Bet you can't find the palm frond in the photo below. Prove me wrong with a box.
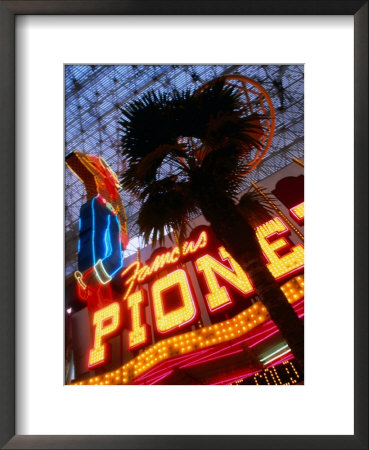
[120,144,189,194]
[136,181,200,246]
[237,188,275,228]
[120,75,272,241]
[119,91,178,162]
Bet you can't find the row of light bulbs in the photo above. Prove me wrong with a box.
[74,274,304,385]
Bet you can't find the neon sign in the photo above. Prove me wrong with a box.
[66,151,129,248]
[256,217,304,281]
[66,154,305,376]
[289,201,304,225]
[74,282,304,385]
[151,269,199,335]
[83,213,304,371]
[127,290,150,351]
[121,230,208,299]
[88,302,122,369]
[121,218,303,302]
[195,246,254,312]
[66,152,129,309]
[79,194,123,283]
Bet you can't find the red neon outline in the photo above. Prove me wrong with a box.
[78,293,304,384]
[128,297,304,383]
[75,265,117,312]
[134,363,181,384]
[88,302,122,370]
[132,349,210,384]
[146,370,174,385]
[180,348,244,369]
[195,246,255,314]
[212,369,261,385]
[178,333,253,370]
[126,289,151,352]
[135,347,251,385]
[150,269,200,336]
[248,329,280,348]
[133,329,259,383]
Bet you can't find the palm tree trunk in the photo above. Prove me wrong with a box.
[198,193,304,372]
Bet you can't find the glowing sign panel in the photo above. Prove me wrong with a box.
[256,217,304,280]
[151,269,197,334]
[196,246,254,312]
[289,202,304,225]
[127,290,150,350]
[86,219,304,371]
[88,302,122,369]
[82,212,304,373]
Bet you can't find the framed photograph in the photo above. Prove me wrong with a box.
[64,63,305,389]
[0,1,367,449]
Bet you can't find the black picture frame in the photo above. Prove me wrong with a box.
[0,1,367,449]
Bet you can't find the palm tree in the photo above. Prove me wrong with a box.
[119,77,304,371]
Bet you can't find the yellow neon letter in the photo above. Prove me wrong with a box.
[89,302,121,368]
[170,247,180,263]
[256,218,304,279]
[127,290,148,350]
[195,247,254,312]
[151,269,197,334]
[289,202,304,225]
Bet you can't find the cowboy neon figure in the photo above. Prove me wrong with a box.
[66,151,128,286]
[78,193,123,284]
